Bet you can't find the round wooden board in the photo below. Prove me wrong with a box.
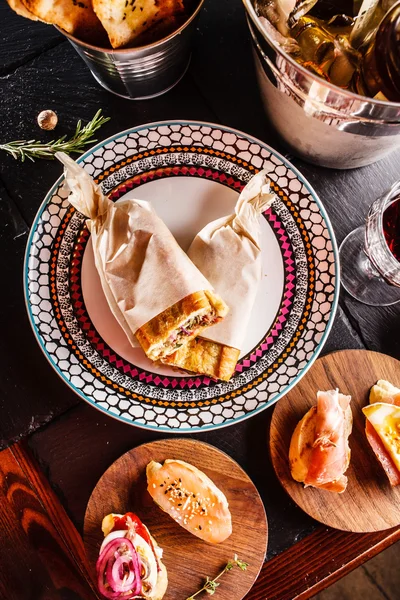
[270,349,400,533]
[84,438,267,600]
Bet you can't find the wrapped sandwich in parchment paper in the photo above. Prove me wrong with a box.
[163,170,275,381]
[56,152,228,361]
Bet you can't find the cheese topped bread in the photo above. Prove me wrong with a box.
[21,0,106,43]
[92,0,185,48]
[364,380,400,487]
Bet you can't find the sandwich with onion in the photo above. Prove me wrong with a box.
[96,512,168,599]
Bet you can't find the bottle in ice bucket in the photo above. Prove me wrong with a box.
[290,16,335,65]
[357,1,400,100]
[255,0,400,99]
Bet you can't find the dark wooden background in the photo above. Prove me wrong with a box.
[0,0,399,587]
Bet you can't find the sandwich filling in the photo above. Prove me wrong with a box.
[135,290,229,362]
[148,307,223,360]
[166,311,221,351]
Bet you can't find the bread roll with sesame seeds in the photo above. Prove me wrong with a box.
[146,459,232,544]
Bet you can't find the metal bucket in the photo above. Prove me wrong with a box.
[242,0,400,169]
[58,1,204,101]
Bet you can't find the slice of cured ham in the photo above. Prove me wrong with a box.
[304,389,352,490]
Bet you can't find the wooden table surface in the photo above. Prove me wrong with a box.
[1,0,400,598]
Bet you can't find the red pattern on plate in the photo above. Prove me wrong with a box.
[67,166,296,389]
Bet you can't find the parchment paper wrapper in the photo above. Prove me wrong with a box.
[56,152,213,347]
[187,170,275,350]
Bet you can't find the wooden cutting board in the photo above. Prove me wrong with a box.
[270,349,400,532]
[84,438,267,600]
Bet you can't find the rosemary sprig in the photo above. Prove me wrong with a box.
[0,109,110,162]
[186,555,249,599]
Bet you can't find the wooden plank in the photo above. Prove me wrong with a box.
[0,0,367,451]
[0,441,98,599]
[0,4,63,75]
[0,176,28,239]
[2,441,399,600]
[244,525,400,600]
[288,154,400,362]
[191,0,276,143]
[0,27,365,451]
[0,42,217,228]
[0,176,79,449]
[342,294,400,359]
[3,440,400,600]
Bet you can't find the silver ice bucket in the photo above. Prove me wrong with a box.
[59,0,204,100]
[243,0,400,169]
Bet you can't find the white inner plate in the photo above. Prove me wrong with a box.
[81,178,284,375]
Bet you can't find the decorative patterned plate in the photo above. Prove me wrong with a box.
[24,121,339,432]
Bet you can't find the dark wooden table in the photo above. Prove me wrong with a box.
[1,1,400,599]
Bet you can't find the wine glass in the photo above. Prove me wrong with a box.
[340,180,400,306]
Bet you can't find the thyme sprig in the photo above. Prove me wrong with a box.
[186,555,249,599]
[0,109,110,162]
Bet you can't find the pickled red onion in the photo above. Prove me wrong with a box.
[110,555,135,591]
[96,537,142,599]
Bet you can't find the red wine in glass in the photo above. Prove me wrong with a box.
[383,197,400,263]
[339,181,400,306]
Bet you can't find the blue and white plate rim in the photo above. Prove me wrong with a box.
[23,119,340,432]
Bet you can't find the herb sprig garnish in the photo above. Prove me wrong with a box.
[186,555,249,599]
[0,110,110,162]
